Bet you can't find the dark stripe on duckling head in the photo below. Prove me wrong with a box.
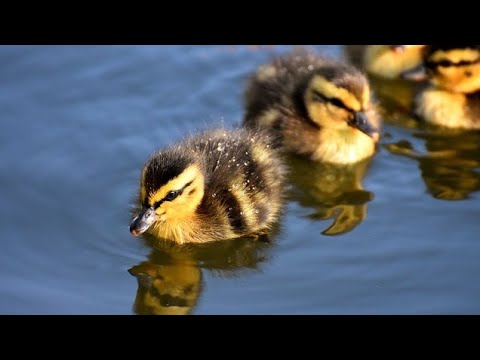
[152,181,193,209]
[315,65,366,103]
[426,57,480,69]
[143,153,191,196]
[311,89,355,113]
[218,189,247,233]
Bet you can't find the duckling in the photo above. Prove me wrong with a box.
[129,128,287,244]
[345,45,427,79]
[401,45,480,130]
[243,48,381,165]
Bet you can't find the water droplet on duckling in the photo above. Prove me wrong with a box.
[212,193,217,198]
[244,161,249,166]
[217,143,225,151]
[236,163,240,167]
[255,209,259,214]
[308,64,313,71]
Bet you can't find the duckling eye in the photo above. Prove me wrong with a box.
[437,60,453,67]
[164,190,179,202]
[330,97,346,110]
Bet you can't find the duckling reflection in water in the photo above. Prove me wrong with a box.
[128,235,274,315]
[402,45,480,130]
[243,48,381,165]
[129,128,287,244]
[287,155,374,235]
[385,129,480,200]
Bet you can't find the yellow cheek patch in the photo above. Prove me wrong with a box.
[310,76,361,112]
[147,165,201,206]
[430,49,480,64]
[362,86,370,109]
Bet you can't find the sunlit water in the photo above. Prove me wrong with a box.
[1,45,479,314]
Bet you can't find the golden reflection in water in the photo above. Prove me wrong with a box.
[369,76,426,121]
[384,128,480,201]
[129,235,274,315]
[287,155,374,236]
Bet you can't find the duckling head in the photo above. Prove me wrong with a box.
[130,150,205,237]
[363,45,426,79]
[402,45,480,93]
[303,66,379,141]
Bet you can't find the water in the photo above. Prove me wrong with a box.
[1,45,479,314]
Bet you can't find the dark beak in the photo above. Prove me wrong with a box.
[130,207,157,236]
[390,45,406,54]
[400,63,428,81]
[351,112,379,141]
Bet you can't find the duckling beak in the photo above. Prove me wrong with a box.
[400,63,428,81]
[351,111,379,141]
[390,45,406,54]
[130,207,157,236]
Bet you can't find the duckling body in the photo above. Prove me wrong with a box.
[243,49,380,165]
[345,45,426,79]
[130,128,287,244]
[402,45,480,130]
[415,90,480,129]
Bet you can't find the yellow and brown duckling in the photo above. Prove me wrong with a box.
[129,128,287,244]
[402,45,480,130]
[243,48,381,165]
[345,45,427,80]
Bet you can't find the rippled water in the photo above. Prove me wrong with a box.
[1,45,479,314]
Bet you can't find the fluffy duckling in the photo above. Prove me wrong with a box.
[129,128,287,244]
[243,48,381,165]
[402,45,480,130]
[345,45,427,79]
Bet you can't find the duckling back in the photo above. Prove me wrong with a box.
[191,128,287,237]
[131,128,287,244]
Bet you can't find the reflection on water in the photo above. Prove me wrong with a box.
[287,155,374,235]
[129,235,274,315]
[385,128,480,201]
[369,76,426,120]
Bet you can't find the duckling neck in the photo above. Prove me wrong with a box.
[313,128,376,164]
[416,88,480,129]
[149,213,205,245]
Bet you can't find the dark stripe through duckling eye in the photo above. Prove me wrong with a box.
[152,180,194,209]
[311,90,355,113]
[426,58,480,69]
